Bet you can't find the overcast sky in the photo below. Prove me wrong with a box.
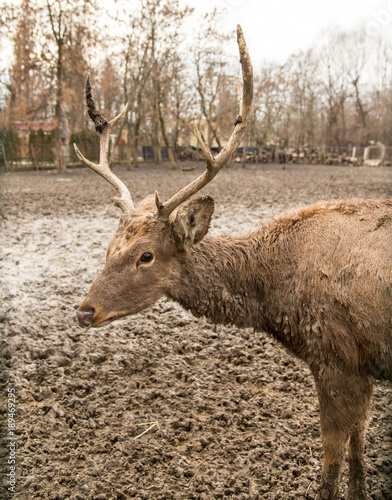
[2,0,391,73]
[180,0,391,68]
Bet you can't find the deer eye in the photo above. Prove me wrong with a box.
[139,252,154,264]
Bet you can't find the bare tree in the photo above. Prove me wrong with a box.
[1,0,49,126]
[371,34,392,145]
[111,3,153,169]
[148,0,191,168]
[253,62,289,147]
[340,28,370,144]
[0,0,98,171]
[317,28,351,148]
[45,0,98,172]
[285,49,321,149]
[113,0,191,169]
[192,11,234,150]
[169,53,194,158]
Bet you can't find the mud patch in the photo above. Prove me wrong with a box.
[1,163,392,499]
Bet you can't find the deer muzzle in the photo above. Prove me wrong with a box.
[76,308,95,328]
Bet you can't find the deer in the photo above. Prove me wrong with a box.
[74,26,392,500]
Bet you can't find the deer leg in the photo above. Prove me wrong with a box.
[316,421,349,500]
[315,372,373,500]
[347,387,373,500]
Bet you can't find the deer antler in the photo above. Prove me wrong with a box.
[73,75,135,213]
[157,24,253,219]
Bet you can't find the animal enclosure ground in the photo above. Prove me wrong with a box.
[1,162,392,500]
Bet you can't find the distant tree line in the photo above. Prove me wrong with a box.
[0,0,391,172]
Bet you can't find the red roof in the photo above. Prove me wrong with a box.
[13,122,55,132]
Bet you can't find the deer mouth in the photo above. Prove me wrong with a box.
[76,307,129,328]
[92,316,115,328]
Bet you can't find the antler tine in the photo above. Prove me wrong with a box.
[73,75,135,213]
[157,25,253,219]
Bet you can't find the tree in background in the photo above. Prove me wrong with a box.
[2,0,47,124]
[107,0,191,170]
[316,28,348,149]
[192,11,234,149]
[144,0,192,168]
[168,50,194,160]
[0,0,98,172]
[108,2,152,170]
[285,49,321,149]
[367,32,392,146]
[250,64,288,147]
[43,0,98,172]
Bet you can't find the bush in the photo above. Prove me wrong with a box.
[29,129,55,164]
[70,129,100,164]
[0,128,21,167]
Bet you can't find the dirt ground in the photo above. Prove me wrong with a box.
[1,161,392,500]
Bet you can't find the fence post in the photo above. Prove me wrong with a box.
[1,141,9,171]
[30,143,39,171]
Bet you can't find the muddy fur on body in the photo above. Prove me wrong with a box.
[169,200,392,382]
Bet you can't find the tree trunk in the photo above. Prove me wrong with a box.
[199,95,222,149]
[158,101,176,170]
[131,137,139,169]
[153,144,161,164]
[132,118,142,169]
[241,145,247,168]
[1,141,9,171]
[54,125,66,173]
[54,40,66,173]
[152,110,161,165]
[126,137,132,171]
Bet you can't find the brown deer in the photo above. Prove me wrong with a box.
[74,26,392,500]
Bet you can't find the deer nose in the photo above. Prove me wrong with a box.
[76,308,95,327]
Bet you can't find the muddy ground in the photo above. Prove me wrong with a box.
[1,161,392,500]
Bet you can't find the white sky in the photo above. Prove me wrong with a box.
[1,0,391,73]
[181,0,392,68]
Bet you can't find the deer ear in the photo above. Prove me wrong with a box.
[172,196,214,251]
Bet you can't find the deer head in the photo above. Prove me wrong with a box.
[75,25,253,328]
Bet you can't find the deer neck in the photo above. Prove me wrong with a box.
[167,232,267,329]
[165,229,311,364]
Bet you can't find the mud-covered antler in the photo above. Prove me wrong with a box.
[73,76,134,213]
[156,24,253,219]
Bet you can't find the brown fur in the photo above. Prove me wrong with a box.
[78,197,392,500]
